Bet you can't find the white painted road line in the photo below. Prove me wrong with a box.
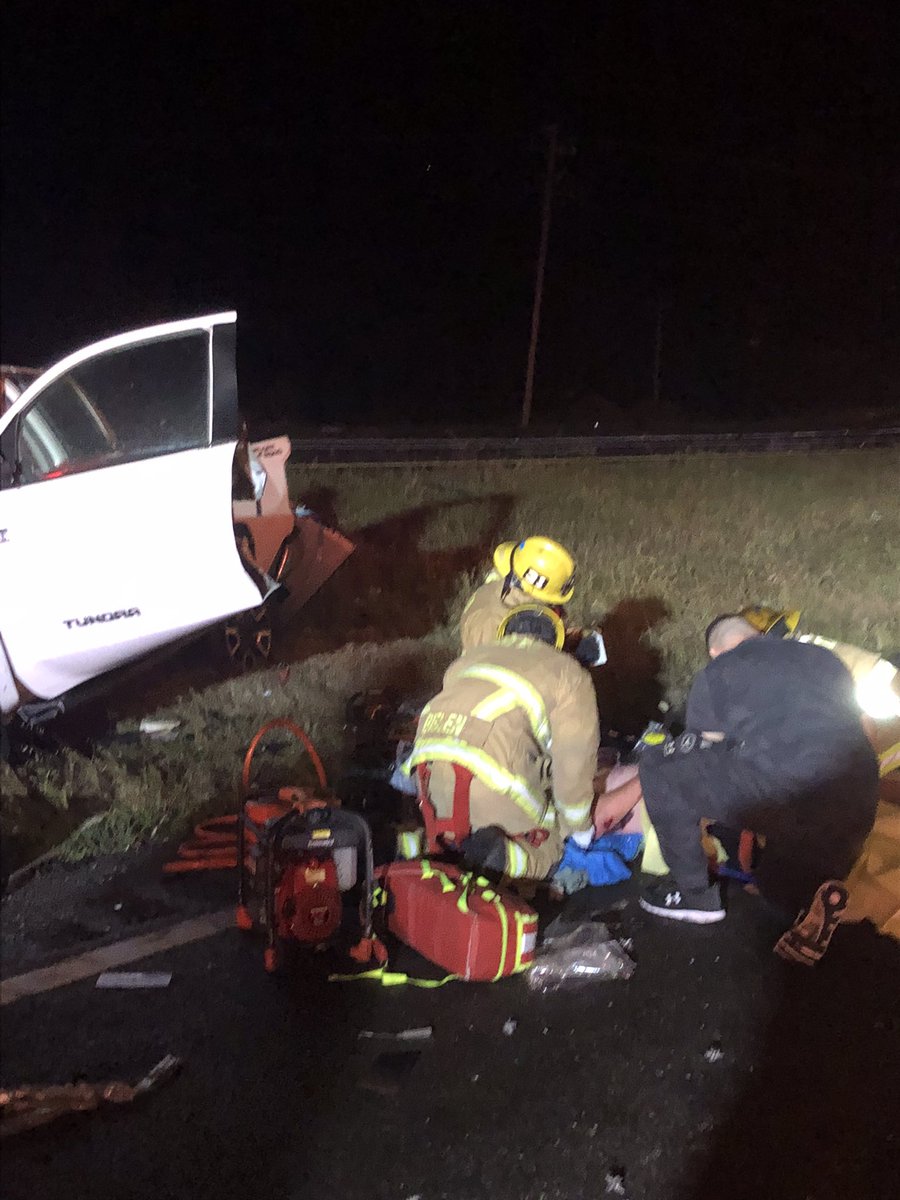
[0,909,234,1006]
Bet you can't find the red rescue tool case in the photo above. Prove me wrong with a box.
[381,860,538,981]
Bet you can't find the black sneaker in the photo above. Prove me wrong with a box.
[639,878,726,924]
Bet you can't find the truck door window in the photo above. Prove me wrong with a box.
[15,331,209,484]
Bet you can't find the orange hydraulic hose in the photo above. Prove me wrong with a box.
[184,815,240,845]
[163,852,238,874]
[162,817,242,873]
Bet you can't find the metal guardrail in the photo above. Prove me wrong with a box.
[291,427,900,463]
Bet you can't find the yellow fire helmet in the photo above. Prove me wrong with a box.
[497,603,566,650]
[740,605,802,638]
[509,536,576,605]
[492,541,516,578]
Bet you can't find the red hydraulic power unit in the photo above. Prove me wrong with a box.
[381,860,538,982]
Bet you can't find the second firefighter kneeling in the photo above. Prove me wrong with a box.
[405,605,598,879]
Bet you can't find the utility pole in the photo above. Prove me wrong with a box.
[521,123,559,429]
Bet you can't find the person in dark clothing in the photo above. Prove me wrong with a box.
[617,614,878,961]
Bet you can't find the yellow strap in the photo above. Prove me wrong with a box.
[328,966,457,988]
[420,860,457,893]
[512,911,537,973]
[455,872,511,980]
[513,911,525,972]
[455,871,494,912]
[491,894,510,981]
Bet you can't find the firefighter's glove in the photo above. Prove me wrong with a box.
[390,742,419,796]
[569,828,594,850]
[574,630,607,668]
[461,827,508,875]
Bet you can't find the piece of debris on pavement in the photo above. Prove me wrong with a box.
[604,1166,628,1195]
[0,1055,182,1137]
[704,1041,725,1063]
[95,972,173,990]
[358,1027,433,1043]
[502,1018,517,1036]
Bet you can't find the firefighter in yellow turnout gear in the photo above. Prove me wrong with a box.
[460,537,576,652]
[407,605,599,880]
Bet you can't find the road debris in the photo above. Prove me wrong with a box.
[502,1019,517,1036]
[605,1166,627,1195]
[95,971,173,989]
[0,1055,182,1137]
[704,1042,725,1063]
[358,1027,433,1043]
[138,717,181,738]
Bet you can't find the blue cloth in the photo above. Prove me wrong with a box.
[556,832,644,886]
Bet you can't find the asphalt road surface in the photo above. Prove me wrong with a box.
[3,849,899,1200]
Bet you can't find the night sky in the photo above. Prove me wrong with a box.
[3,1,898,432]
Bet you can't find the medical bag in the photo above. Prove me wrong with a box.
[380,860,538,982]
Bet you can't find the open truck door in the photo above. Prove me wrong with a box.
[227,435,355,671]
[0,312,263,715]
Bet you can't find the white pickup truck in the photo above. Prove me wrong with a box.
[0,312,352,725]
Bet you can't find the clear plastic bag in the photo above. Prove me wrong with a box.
[527,921,635,991]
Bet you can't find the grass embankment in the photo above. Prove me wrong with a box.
[3,450,898,866]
